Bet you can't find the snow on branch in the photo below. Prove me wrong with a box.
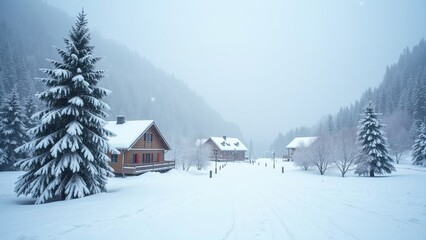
[72,74,84,82]
[80,145,95,162]
[35,132,58,150]
[65,174,90,200]
[68,96,84,107]
[60,106,81,117]
[50,134,80,157]
[66,121,83,136]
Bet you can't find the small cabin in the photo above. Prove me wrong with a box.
[203,136,247,161]
[284,137,317,160]
[105,116,173,175]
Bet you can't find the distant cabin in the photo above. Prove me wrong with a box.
[202,136,248,161]
[105,116,174,175]
[284,137,317,160]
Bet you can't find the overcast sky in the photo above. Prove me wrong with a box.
[45,0,426,150]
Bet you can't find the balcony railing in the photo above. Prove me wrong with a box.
[122,161,175,175]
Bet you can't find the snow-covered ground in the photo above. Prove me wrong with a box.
[1,157,426,240]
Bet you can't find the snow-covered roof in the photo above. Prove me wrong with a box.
[286,137,317,149]
[195,138,208,147]
[209,137,248,151]
[105,120,155,149]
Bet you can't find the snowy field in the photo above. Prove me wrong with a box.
[1,158,426,240]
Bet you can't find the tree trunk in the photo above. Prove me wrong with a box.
[396,153,401,164]
[369,169,375,177]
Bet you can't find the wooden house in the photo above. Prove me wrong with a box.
[105,116,174,175]
[284,137,317,160]
[203,136,248,161]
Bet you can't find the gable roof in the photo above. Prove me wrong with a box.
[285,137,317,149]
[195,138,208,147]
[208,137,248,151]
[105,120,171,150]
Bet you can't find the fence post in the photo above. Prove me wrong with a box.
[210,170,212,178]
[282,166,284,173]
[265,163,267,167]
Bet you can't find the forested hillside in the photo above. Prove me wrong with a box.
[333,39,426,131]
[272,39,426,155]
[0,0,242,141]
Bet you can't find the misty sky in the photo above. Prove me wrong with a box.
[45,0,426,151]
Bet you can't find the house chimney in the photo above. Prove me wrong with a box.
[223,136,227,141]
[117,115,125,124]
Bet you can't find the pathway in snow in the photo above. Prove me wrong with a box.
[1,159,426,240]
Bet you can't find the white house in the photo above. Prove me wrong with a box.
[200,136,248,161]
[285,137,317,160]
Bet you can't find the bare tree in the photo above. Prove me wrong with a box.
[172,136,211,171]
[191,142,211,170]
[167,136,189,170]
[309,135,333,175]
[332,128,358,177]
[384,110,412,164]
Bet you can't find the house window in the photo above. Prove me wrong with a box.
[144,133,153,142]
[142,153,151,163]
[132,153,139,164]
[111,154,118,163]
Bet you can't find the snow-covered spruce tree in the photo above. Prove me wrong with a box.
[15,11,117,204]
[412,122,426,166]
[355,99,395,177]
[0,87,28,171]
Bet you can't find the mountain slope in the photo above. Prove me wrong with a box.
[272,39,426,151]
[0,0,242,140]
[332,39,426,131]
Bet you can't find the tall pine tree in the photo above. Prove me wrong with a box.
[15,10,117,204]
[412,122,426,166]
[355,99,395,177]
[0,87,28,170]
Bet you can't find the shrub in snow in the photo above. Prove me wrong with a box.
[292,144,312,170]
[14,11,117,204]
[412,122,426,166]
[0,88,28,171]
[355,99,395,177]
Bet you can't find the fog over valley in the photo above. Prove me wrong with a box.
[8,0,426,152]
